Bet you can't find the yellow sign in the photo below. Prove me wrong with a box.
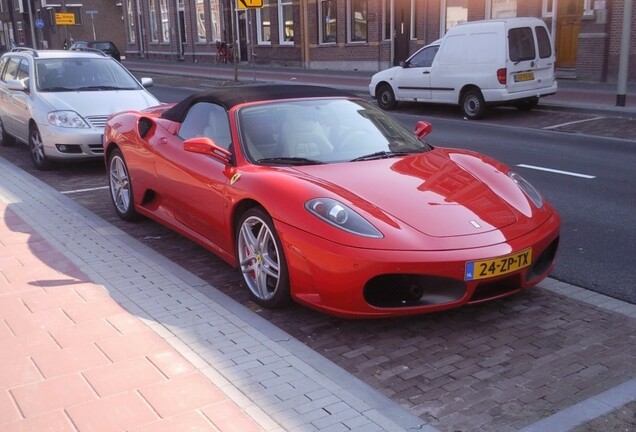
[55,13,76,25]
[236,0,263,9]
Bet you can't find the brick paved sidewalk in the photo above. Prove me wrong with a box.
[0,157,427,432]
[0,203,266,432]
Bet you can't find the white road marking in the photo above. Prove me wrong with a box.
[61,186,110,195]
[516,164,596,179]
[542,116,604,130]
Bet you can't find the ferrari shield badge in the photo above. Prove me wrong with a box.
[230,172,241,185]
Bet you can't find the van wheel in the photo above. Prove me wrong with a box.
[377,84,398,110]
[516,98,539,111]
[460,89,486,120]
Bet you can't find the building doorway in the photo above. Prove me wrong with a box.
[556,0,583,68]
[393,0,411,65]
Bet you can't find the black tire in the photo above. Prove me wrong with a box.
[29,125,53,170]
[460,89,487,120]
[236,207,291,308]
[516,98,539,111]
[107,148,138,220]
[0,118,15,147]
[376,84,398,110]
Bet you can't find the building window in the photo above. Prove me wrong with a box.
[160,0,170,42]
[490,0,516,18]
[210,0,221,42]
[196,0,206,42]
[441,0,466,35]
[149,0,159,42]
[257,0,272,44]
[319,0,337,44]
[383,0,390,40]
[410,0,416,39]
[66,6,83,25]
[348,0,367,42]
[542,0,593,17]
[278,0,293,44]
[126,0,136,43]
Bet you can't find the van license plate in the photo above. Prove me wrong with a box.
[514,72,535,82]
[465,248,532,281]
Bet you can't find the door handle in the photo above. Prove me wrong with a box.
[423,71,430,74]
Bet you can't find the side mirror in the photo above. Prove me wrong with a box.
[399,61,407,68]
[184,136,232,164]
[140,77,153,88]
[414,120,432,139]
[6,79,27,92]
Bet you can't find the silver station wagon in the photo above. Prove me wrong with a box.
[0,48,158,170]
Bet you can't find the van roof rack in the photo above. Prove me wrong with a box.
[10,47,39,57]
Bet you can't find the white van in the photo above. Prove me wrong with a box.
[369,18,557,119]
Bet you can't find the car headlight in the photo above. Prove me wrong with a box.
[509,171,544,208]
[306,198,383,238]
[48,111,90,128]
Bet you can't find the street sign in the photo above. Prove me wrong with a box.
[55,13,75,25]
[236,0,263,9]
[86,10,98,15]
[35,18,44,29]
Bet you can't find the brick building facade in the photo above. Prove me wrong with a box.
[1,0,634,82]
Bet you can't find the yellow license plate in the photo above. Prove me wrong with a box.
[514,72,535,82]
[465,248,532,281]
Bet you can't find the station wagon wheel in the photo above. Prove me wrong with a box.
[460,89,486,120]
[29,125,53,170]
[376,84,398,110]
[108,148,138,220]
[236,208,291,308]
[0,118,14,147]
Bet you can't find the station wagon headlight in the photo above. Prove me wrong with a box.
[306,198,383,238]
[509,171,544,208]
[48,111,89,128]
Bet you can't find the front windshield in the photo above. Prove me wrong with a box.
[238,98,431,165]
[36,58,142,92]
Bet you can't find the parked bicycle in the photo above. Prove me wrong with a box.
[215,41,234,64]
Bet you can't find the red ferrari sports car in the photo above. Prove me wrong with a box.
[104,85,560,318]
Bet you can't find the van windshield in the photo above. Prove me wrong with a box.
[508,27,536,63]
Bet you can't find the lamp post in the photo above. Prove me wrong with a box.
[26,0,37,47]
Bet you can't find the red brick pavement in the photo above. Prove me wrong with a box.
[0,203,264,432]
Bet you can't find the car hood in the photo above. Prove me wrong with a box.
[371,66,400,82]
[39,90,159,117]
[293,150,532,238]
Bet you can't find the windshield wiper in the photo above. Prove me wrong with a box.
[40,86,74,92]
[75,85,129,91]
[256,157,324,166]
[350,150,414,162]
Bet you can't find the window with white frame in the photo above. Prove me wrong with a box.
[410,0,416,39]
[126,0,136,43]
[490,0,516,18]
[319,0,337,44]
[441,0,466,35]
[149,0,159,42]
[210,0,221,42]
[348,0,367,42]
[160,0,170,42]
[278,0,294,44]
[196,0,206,42]
[542,0,593,17]
[257,0,272,44]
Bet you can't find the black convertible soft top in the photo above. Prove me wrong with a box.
[161,84,356,123]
